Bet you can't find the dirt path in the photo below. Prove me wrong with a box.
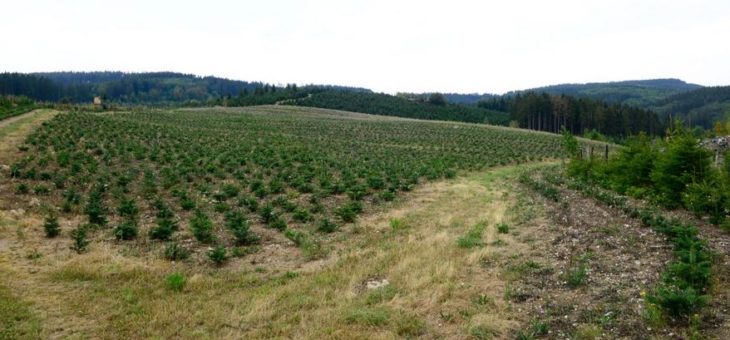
[0,109,59,339]
[0,109,58,162]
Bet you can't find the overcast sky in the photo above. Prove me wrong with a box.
[2,0,729,94]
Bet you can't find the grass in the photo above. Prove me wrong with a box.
[457,222,487,249]
[0,282,42,339]
[165,272,186,292]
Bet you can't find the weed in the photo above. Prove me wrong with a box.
[165,272,186,292]
[457,222,486,249]
[163,242,190,261]
[496,222,510,234]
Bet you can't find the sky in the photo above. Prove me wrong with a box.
[2,0,729,94]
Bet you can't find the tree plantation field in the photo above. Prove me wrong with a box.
[1,107,727,339]
[6,106,568,260]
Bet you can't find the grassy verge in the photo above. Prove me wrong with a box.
[0,281,41,339]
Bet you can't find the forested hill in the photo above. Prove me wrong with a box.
[654,86,730,128]
[0,72,368,105]
[516,79,702,108]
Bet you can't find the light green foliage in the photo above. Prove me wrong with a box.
[457,222,486,249]
[165,272,186,292]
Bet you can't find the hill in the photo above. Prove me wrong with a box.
[516,79,702,108]
[654,86,730,128]
[0,72,368,105]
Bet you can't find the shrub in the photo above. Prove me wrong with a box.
[180,196,196,211]
[646,285,708,318]
[565,253,591,288]
[163,242,190,261]
[149,218,177,241]
[682,179,728,225]
[292,208,312,222]
[259,204,275,224]
[165,272,186,292]
[190,211,214,243]
[43,215,61,238]
[208,246,227,265]
[70,225,90,253]
[284,229,307,247]
[317,218,339,233]
[565,262,587,288]
[84,190,107,226]
[269,217,287,232]
[113,220,138,240]
[650,125,712,208]
[117,198,139,218]
[379,190,396,202]
[225,210,258,245]
[15,183,29,194]
[496,223,510,234]
[337,201,362,223]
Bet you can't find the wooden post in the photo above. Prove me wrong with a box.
[604,144,609,161]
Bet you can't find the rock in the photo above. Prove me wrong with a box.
[365,278,389,290]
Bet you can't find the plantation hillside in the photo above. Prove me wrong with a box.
[7,105,572,258]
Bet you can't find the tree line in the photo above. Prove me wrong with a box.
[290,91,510,125]
[478,92,662,138]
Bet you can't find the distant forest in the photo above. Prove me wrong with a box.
[0,72,363,105]
[290,91,510,125]
[7,71,730,137]
[654,86,730,129]
[478,92,662,137]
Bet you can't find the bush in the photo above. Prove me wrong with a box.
[163,242,190,261]
[647,285,708,318]
[117,198,139,218]
[225,210,258,245]
[190,211,214,243]
[337,201,363,223]
[70,225,90,253]
[208,245,227,265]
[682,178,728,225]
[284,229,307,247]
[43,215,61,238]
[165,272,186,292]
[259,204,275,224]
[269,217,287,232]
[149,218,177,241]
[496,223,510,234]
[84,190,108,226]
[292,208,312,222]
[650,126,711,208]
[113,220,138,240]
[317,218,339,233]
